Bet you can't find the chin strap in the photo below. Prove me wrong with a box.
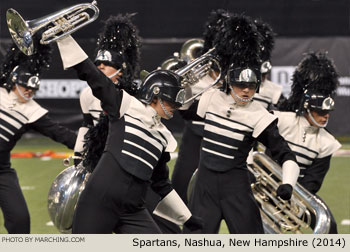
[107,69,122,85]
[15,84,32,101]
[231,89,253,103]
[307,109,328,128]
[159,98,173,119]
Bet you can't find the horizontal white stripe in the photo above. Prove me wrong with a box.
[124,140,158,160]
[11,111,28,124]
[125,114,146,128]
[205,124,245,141]
[0,113,22,129]
[299,174,305,178]
[206,113,253,133]
[125,115,167,146]
[192,121,205,125]
[121,150,153,169]
[0,133,9,142]
[295,155,313,167]
[0,124,14,135]
[125,126,163,152]
[290,144,318,159]
[202,147,234,159]
[203,137,238,149]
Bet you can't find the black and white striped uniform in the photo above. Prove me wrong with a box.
[253,79,282,109]
[172,76,213,204]
[0,87,76,233]
[274,111,341,192]
[187,88,296,234]
[272,111,341,233]
[70,59,178,233]
[75,76,181,234]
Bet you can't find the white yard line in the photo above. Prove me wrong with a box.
[21,186,35,190]
[334,149,350,157]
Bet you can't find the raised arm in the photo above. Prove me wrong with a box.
[56,36,123,118]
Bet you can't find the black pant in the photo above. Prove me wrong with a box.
[187,166,264,234]
[171,123,203,204]
[0,168,30,233]
[72,152,161,234]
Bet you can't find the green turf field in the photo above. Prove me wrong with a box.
[0,136,349,234]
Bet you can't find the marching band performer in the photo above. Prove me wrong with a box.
[55,34,202,233]
[0,43,77,233]
[73,14,140,169]
[182,13,300,233]
[74,14,181,234]
[273,51,341,233]
[171,9,230,204]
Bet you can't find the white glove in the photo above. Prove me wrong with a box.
[56,35,88,69]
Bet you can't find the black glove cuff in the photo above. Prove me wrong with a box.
[276,183,293,200]
[184,215,203,232]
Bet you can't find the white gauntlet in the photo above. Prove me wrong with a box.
[282,160,300,187]
[73,127,89,154]
[153,189,192,225]
[56,35,88,69]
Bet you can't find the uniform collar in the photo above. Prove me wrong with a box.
[1,87,21,109]
[300,115,319,134]
[145,104,162,127]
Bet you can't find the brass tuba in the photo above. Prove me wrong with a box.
[249,152,331,233]
[47,161,90,233]
[6,1,99,55]
[161,39,221,104]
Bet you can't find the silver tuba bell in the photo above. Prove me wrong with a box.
[47,161,90,233]
[187,152,332,234]
[161,39,221,104]
[249,152,331,234]
[6,1,99,55]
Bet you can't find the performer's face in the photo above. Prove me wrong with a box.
[230,84,256,105]
[97,63,122,83]
[152,98,179,120]
[13,85,35,103]
[306,110,330,127]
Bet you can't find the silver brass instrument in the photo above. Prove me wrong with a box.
[47,161,90,233]
[249,152,331,233]
[6,1,99,55]
[161,39,222,104]
[180,38,205,63]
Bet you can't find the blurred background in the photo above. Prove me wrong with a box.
[0,0,349,234]
[1,0,350,136]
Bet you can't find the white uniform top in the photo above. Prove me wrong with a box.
[253,79,282,109]
[0,87,47,143]
[184,75,217,129]
[73,86,103,154]
[120,90,177,153]
[197,88,276,172]
[274,111,341,177]
[191,75,215,99]
[79,86,103,126]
